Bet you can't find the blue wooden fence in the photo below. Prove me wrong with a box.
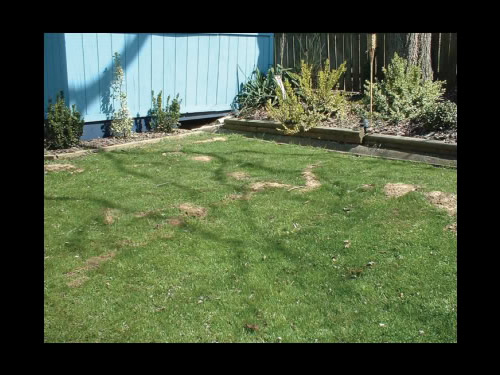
[44,33,274,126]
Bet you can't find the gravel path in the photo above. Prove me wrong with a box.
[44,129,193,155]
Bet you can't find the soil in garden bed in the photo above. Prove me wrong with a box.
[44,129,193,155]
[238,104,457,144]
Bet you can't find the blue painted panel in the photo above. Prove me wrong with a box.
[82,33,101,119]
[175,34,188,107]
[196,35,209,108]
[164,34,176,103]
[45,33,274,132]
[125,33,140,117]
[151,34,164,100]
[237,37,248,95]
[97,33,113,120]
[206,34,220,109]
[246,36,257,78]
[138,34,152,117]
[226,37,239,109]
[217,35,229,106]
[185,35,199,112]
[64,33,87,116]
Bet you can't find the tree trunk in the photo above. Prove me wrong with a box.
[385,33,434,81]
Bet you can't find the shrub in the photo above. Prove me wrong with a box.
[44,91,84,150]
[234,64,299,116]
[110,52,134,137]
[296,59,348,118]
[265,79,323,135]
[150,91,182,132]
[265,59,347,135]
[364,53,446,124]
[414,99,457,131]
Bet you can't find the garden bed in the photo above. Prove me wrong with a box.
[238,108,457,144]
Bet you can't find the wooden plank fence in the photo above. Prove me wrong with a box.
[274,33,457,94]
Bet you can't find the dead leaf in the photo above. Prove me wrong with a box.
[245,324,259,332]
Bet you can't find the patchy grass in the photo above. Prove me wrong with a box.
[44,132,457,343]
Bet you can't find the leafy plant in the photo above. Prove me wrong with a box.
[110,52,134,137]
[149,91,182,133]
[265,59,348,134]
[44,91,84,150]
[414,99,457,131]
[265,80,323,135]
[363,53,446,124]
[234,64,299,116]
[293,59,348,118]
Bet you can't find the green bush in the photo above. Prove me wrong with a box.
[234,64,299,116]
[265,79,323,135]
[364,53,446,124]
[292,59,348,118]
[149,91,182,132]
[265,59,347,135]
[414,99,457,131]
[44,91,84,150]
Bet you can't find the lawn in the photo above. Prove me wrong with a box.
[44,132,457,343]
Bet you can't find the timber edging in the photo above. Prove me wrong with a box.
[44,125,223,160]
[222,119,456,167]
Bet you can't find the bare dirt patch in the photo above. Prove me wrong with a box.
[445,222,457,234]
[299,165,321,192]
[193,137,227,144]
[360,184,375,190]
[190,156,212,162]
[227,171,251,180]
[135,208,165,218]
[44,164,84,173]
[250,182,293,192]
[166,217,185,226]
[66,251,116,287]
[104,208,119,224]
[162,151,184,156]
[178,203,207,218]
[425,191,457,216]
[384,183,419,198]
[67,275,90,288]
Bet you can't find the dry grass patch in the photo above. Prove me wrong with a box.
[384,183,419,198]
[65,252,116,288]
[178,203,207,218]
[361,184,375,190]
[425,191,457,216]
[193,137,227,144]
[190,156,212,162]
[445,222,457,234]
[45,164,84,173]
[135,208,166,218]
[227,171,250,180]
[250,182,293,192]
[103,208,120,225]
[166,217,185,226]
[299,165,321,192]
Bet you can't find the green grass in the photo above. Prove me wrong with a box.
[44,133,457,343]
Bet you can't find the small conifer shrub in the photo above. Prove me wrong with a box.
[363,53,446,124]
[44,91,84,150]
[149,91,182,133]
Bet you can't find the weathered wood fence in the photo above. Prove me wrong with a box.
[274,33,457,93]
